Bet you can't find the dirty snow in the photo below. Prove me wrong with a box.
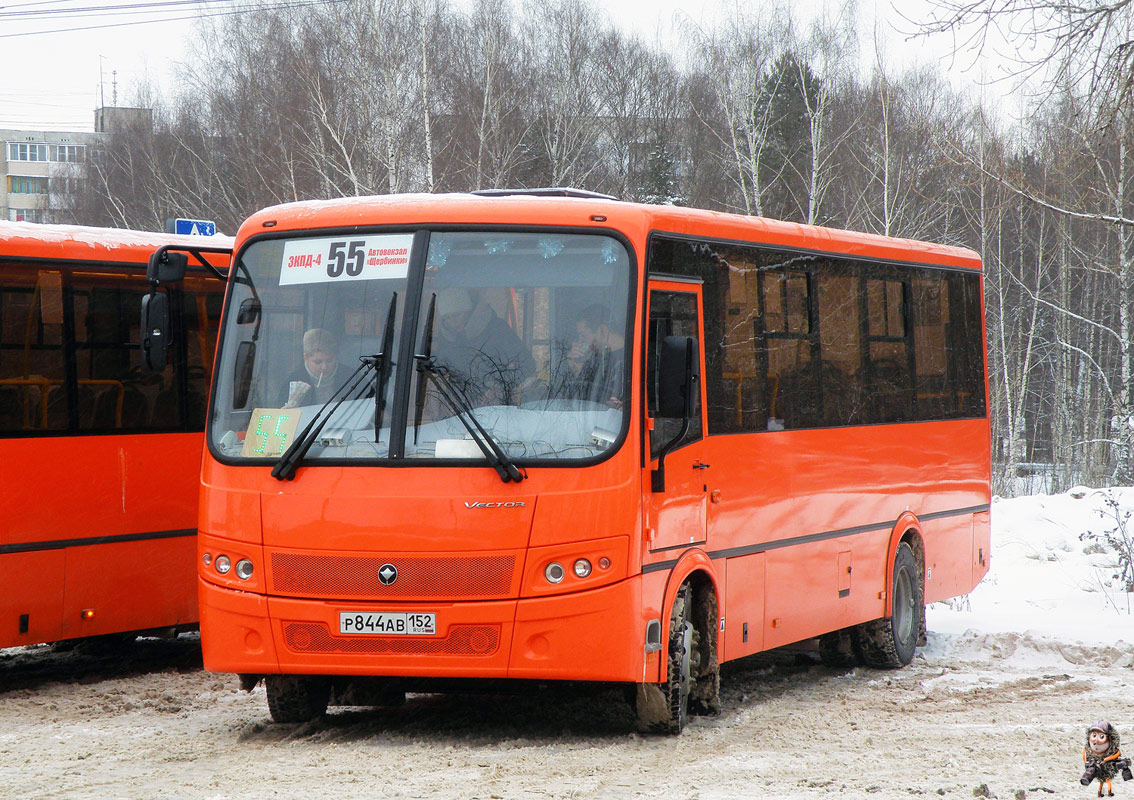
[2,489,1132,800]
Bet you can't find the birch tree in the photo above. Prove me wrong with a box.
[684,11,787,215]
[523,0,604,187]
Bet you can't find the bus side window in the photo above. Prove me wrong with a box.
[74,272,180,432]
[0,267,67,433]
[762,270,818,431]
[648,234,987,433]
[859,273,912,424]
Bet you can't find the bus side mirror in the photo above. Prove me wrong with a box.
[236,298,260,325]
[140,292,170,371]
[147,250,189,284]
[657,335,699,418]
[232,340,256,409]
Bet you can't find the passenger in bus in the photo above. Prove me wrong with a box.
[565,303,625,408]
[280,328,351,407]
[434,288,535,406]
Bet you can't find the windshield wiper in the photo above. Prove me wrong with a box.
[373,293,398,437]
[271,357,378,481]
[412,293,437,444]
[414,354,524,483]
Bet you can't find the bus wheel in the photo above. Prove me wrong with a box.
[265,675,331,723]
[634,584,693,734]
[854,542,922,668]
[687,585,721,716]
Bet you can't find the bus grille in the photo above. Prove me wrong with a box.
[269,553,516,599]
[282,622,500,656]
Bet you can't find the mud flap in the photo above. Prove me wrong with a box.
[633,683,671,731]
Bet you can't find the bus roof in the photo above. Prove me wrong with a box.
[237,192,982,272]
[0,221,234,266]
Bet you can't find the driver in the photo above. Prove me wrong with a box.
[280,328,351,407]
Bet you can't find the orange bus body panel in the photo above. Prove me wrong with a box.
[198,195,989,690]
[0,222,230,649]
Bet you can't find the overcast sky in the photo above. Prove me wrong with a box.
[0,0,1013,133]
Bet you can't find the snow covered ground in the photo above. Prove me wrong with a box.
[2,490,1132,800]
[927,487,1134,658]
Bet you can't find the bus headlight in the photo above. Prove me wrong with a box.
[544,562,565,584]
[215,555,232,574]
[573,558,592,578]
[235,559,254,580]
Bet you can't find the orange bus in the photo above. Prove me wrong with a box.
[162,191,988,731]
[0,222,229,650]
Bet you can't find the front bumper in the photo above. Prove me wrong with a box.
[199,574,646,683]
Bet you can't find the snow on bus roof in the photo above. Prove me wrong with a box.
[0,220,233,263]
[237,192,980,271]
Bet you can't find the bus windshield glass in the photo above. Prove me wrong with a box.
[209,230,632,465]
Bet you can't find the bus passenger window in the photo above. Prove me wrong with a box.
[0,268,66,432]
[860,275,911,424]
[73,272,183,432]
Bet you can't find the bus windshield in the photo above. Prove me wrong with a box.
[209,229,633,465]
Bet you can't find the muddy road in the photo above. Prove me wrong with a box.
[2,631,1131,799]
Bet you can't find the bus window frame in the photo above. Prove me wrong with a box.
[206,223,640,470]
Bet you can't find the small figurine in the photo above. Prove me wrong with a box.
[1081,720,1133,797]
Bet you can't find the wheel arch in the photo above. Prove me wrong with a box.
[658,550,720,681]
[887,512,927,646]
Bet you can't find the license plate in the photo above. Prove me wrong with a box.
[339,611,436,636]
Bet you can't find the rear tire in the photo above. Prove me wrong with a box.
[854,542,921,668]
[265,675,331,723]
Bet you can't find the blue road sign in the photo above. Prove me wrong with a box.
[172,218,216,236]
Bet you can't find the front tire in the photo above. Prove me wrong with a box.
[265,675,331,723]
[854,542,921,668]
[635,584,693,734]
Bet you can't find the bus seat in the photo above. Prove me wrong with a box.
[46,385,68,430]
[75,385,97,428]
[0,386,23,431]
[778,361,858,429]
[90,387,116,429]
[777,362,821,430]
[864,359,911,424]
[121,388,148,429]
[151,388,179,428]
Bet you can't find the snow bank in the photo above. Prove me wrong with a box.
[926,488,1134,664]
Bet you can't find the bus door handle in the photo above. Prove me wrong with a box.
[693,461,710,470]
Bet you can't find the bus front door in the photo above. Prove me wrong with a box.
[645,281,710,553]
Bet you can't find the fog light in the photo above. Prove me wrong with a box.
[202,553,212,566]
[545,562,565,584]
[235,559,254,580]
[573,558,592,578]
[598,557,611,570]
[215,555,231,574]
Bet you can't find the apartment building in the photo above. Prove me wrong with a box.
[2,107,150,223]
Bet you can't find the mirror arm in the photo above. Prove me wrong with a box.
[189,249,228,281]
[148,244,232,284]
